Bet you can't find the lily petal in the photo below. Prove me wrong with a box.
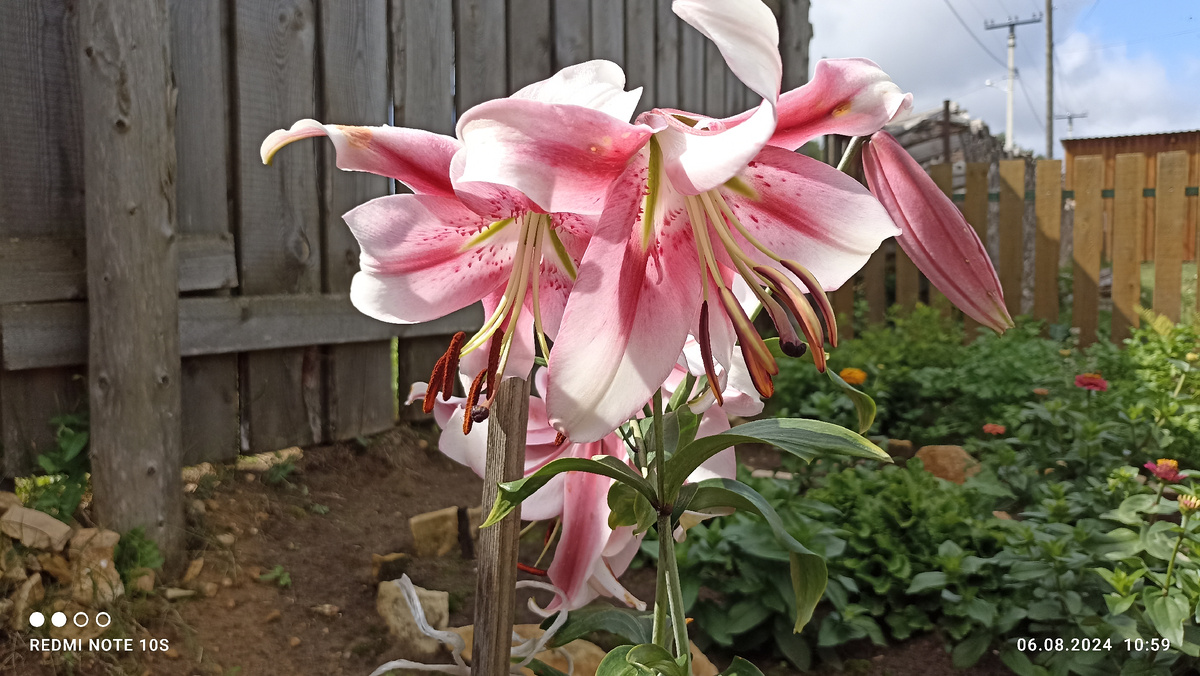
[721,146,900,292]
[646,102,779,195]
[547,153,702,442]
[512,59,643,123]
[344,194,515,324]
[688,409,737,482]
[545,442,615,610]
[766,58,912,152]
[862,132,1013,333]
[455,98,654,215]
[672,0,781,104]
[261,119,459,197]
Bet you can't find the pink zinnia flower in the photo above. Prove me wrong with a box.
[1144,458,1184,483]
[1075,373,1108,391]
[982,423,1005,435]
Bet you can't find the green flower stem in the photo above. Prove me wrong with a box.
[658,511,691,670]
[836,136,865,173]
[1164,513,1189,595]
[652,557,669,647]
[1152,481,1166,509]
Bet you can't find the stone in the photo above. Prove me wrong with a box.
[265,609,282,623]
[68,528,124,606]
[409,507,460,558]
[201,582,219,597]
[0,506,72,551]
[37,553,73,585]
[181,462,216,484]
[0,492,21,516]
[1,536,27,583]
[164,587,196,600]
[182,558,205,584]
[47,600,105,642]
[189,500,207,516]
[311,603,339,617]
[0,598,12,630]
[888,439,916,459]
[914,445,981,485]
[376,580,449,659]
[130,567,155,593]
[225,599,236,610]
[236,446,303,472]
[449,624,606,675]
[466,507,483,541]
[165,647,180,659]
[10,573,44,630]
[371,552,410,581]
[216,533,236,547]
[993,511,1013,520]
[289,636,301,648]
[749,468,775,479]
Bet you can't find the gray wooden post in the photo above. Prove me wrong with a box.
[472,376,529,674]
[79,0,184,568]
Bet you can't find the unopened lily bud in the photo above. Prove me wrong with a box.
[862,132,1013,333]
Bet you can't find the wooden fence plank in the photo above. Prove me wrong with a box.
[678,21,704,112]
[0,0,88,476]
[703,40,724,114]
[1033,159,1062,325]
[863,250,886,326]
[1111,154,1145,341]
[553,0,590,68]
[507,0,551,92]
[321,0,393,442]
[1073,156,1104,346]
[590,0,623,64]
[928,163,953,315]
[2,298,484,372]
[235,0,322,451]
[779,0,811,91]
[457,0,507,109]
[998,160,1025,318]
[398,1,454,134]
[1154,151,1189,322]
[80,0,184,565]
[624,0,655,115]
[894,244,920,310]
[654,0,679,110]
[961,162,989,340]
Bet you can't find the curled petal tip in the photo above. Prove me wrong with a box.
[260,119,326,165]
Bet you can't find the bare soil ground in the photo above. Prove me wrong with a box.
[1,425,1011,676]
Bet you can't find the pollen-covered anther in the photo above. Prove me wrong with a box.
[698,301,724,407]
[717,286,777,398]
[440,332,466,401]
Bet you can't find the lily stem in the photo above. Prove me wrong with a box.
[836,136,866,173]
[657,511,690,670]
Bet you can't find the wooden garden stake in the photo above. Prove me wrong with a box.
[472,376,530,674]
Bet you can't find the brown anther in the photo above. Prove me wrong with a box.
[553,431,567,446]
[698,301,725,406]
[516,562,548,576]
[423,358,447,414]
[780,260,837,348]
[440,332,466,401]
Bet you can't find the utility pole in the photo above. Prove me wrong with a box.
[985,13,1042,153]
[1055,111,1088,136]
[1045,0,1054,158]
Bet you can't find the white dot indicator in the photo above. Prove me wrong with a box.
[29,612,45,628]
[51,612,67,628]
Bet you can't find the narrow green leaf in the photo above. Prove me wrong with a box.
[688,479,827,633]
[483,457,656,528]
[906,571,948,594]
[524,658,570,676]
[667,372,695,412]
[952,631,993,668]
[540,606,655,648]
[826,369,876,434]
[664,418,889,501]
[718,657,768,676]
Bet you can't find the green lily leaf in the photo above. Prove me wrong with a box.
[596,645,638,676]
[626,644,687,676]
[664,418,889,501]
[719,657,768,676]
[607,482,658,534]
[525,658,570,676]
[688,478,828,633]
[483,456,656,528]
[662,407,700,458]
[540,605,654,648]
[826,369,876,434]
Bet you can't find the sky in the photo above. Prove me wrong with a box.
[809,0,1200,155]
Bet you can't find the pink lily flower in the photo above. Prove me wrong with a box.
[861,132,1013,333]
[261,61,645,422]
[411,365,752,613]
[455,1,910,442]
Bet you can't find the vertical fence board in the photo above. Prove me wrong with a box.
[654,0,679,110]
[624,0,655,115]
[961,162,989,340]
[1073,157,1104,346]
[1033,159,1062,326]
[170,0,240,464]
[1153,151,1189,322]
[457,0,508,110]
[779,0,811,91]
[998,160,1025,318]
[678,21,703,112]
[927,163,953,315]
[590,0,623,64]
[507,0,552,91]
[81,0,184,564]
[703,41,724,114]
[553,0,590,68]
[894,244,920,310]
[863,250,886,326]
[321,0,394,441]
[1111,154,1145,342]
[235,0,323,451]
[0,0,87,474]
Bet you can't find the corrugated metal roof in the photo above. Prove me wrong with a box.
[1062,129,1200,142]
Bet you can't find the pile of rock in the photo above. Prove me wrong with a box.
[0,493,126,634]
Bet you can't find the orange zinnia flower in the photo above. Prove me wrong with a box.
[839,367,868,386]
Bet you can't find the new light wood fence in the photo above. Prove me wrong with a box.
[832,152,1200,344]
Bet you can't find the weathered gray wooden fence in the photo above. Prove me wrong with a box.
[0,0,813,484]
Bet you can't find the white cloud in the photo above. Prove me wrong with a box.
[808,0,1200,152]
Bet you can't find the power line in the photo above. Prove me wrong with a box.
[1078,0,1101,26]
[941,0,1009,68]
[1017,75,1045,130]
